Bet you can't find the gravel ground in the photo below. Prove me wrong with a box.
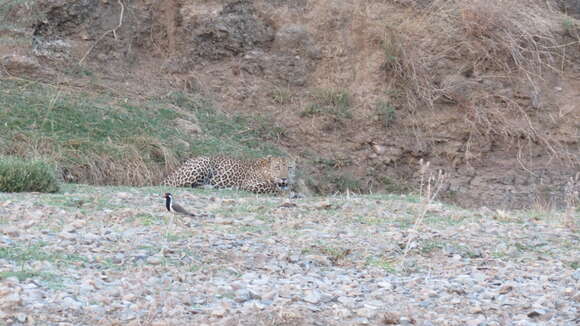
[0,185,578,325]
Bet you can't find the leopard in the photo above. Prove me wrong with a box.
[162,155,295,194]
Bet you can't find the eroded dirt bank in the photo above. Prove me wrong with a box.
[1,0,579,208]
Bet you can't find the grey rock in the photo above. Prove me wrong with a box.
[303,290,321,304]
[190,1,274,60]
[572,269,580,281]
[62,296,82,310]
[146,256,163,265]
[234,289,251,303]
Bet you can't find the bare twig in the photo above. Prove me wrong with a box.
[79,0,125,65]
[399,161,446,270]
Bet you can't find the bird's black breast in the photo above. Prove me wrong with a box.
[165,198,171,212]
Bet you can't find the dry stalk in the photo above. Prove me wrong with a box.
[399,159,447,270]
[563,174,579,230]
[79,0,125,65]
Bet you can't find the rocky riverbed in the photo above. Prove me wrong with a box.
[0,185,578,325]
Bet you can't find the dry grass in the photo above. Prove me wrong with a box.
[381,0,578,162]
[286,0,577,159]
[563,173,579,230]
[399,159,447,270]
[0,78,283,187]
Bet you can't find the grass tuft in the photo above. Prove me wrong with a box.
[301,88,352,120]
[0,156,59,193]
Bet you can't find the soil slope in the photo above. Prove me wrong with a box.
[1,0,579,208]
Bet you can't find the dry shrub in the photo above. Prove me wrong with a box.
[383,0,576,163]
[60,138,179,187]
[4,133,178,187]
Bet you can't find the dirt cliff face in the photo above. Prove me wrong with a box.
[2,0,579,209]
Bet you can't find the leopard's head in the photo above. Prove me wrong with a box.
[262,156,295,190]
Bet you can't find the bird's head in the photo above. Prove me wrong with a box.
[164,193,172,199]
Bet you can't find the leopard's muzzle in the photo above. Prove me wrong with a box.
[276,177,289,190]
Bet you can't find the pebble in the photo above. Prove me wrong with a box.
[62,297,82,310]
[146,256,163,265]
[303,290,322,304]
[234,289,251,303]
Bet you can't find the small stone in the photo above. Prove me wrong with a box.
[304,254,331,266]
[147,256,163,265]
[469,305,483,314]
[303,290,321,304]
[353,317,369,325]
[1,55,41,76]
[15,313,27,322]
[122,294,136,302]
[572,269,580,281]
[58,231,76,240]
[214,218,233,225]
[465,318,485,326]
[262,290,277,301]
[573,293,580,303]
[563,287,574,296]
[383,312,400,324]
[377,281,394,290]
[234,289,251,303]
[399,316,416,326]
[151,321,170,326]
[112,253,125,264]
[210,305,227,317]
[117,192,131,199]
[1,226,19,236]
[335,308,352,318]
[337,296,355,308]
[3,292,21,306]
[62,296,82,310]
[287,255,300,263]
[499,285,513,294]
[356,307,377,319]
[527,309,545,319]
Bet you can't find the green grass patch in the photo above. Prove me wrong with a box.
[164,92,283,158]
[0,156,59,192]
[301,88,351,120]
[366,257,397,273]
[375,101,396,128]
[270,87,295,105]
[0,270,64,289]
[133,213,162,226]
[0,80,284,186]
[0,242,89,266]
[418,240,446,254]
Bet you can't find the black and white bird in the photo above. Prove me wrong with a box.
[164,193,196,217]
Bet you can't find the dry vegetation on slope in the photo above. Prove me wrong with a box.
[0,0,579,208]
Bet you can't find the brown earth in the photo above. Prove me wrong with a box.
[1,0,579,209]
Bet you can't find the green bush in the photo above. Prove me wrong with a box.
[0,156,59,193]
